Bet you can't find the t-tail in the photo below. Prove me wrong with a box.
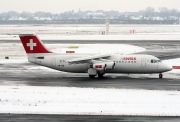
[19,34,52,63]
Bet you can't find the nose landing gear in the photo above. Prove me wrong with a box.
[159,73,163,79]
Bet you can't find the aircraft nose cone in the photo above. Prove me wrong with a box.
[166,65,172,71]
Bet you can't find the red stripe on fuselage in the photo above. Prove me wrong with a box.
[172,66,180,69]
[66,51,75,53]
[95,65,102,68]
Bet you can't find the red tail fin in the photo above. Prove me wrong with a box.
[19,34,51,54]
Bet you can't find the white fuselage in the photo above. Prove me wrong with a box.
[28,53,171,74]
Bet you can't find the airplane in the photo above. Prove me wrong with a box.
[19,34,172,79]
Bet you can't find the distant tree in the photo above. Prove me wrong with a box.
[144,7,155,17]
[0,7,179,22]
[0,11,19,20]
[7,11,19,17]
[159,7,170,18]
[0,12,9,20]
[34,11,52,18]
[20,11,32,18]
[170,9,178,16]
[96,10,104,13]
[108,10,120,18]
[117,14,126,20]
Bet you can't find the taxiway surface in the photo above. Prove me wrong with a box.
[0,62,180,90]
[0,114,180,122]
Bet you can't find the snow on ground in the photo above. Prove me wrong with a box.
[1,24,180,35]
[0,86,180,116]
[0,59,28,64]
[1,34,180,41]
[1,25,180,41]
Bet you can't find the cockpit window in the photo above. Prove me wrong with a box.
[151,59,161,63]
[157,60,161,62]
[151,60,153,63]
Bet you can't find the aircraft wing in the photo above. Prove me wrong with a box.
[67,54,111,63]
[134,49,180,60]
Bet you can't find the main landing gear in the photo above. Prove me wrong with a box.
[88,68,105,78]
[98,73,104,78]
[159,73,163,79]
[89,75,96,78]
[89,73,104,78]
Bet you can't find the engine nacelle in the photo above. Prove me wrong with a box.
[93,63,106,71]
[105,62,115,70]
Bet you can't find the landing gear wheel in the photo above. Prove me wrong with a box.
[159,74,163,79]
[98,73,104,78]
[89,75,96,78]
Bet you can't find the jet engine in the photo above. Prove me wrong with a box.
[92,61,115,71]
[105,62,115,70]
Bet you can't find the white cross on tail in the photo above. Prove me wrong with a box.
[27,39,36,50]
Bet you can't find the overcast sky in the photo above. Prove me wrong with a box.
[0,0,179,13]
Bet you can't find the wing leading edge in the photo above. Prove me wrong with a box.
[67,54,111,64]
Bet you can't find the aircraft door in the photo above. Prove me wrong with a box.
[141,58,146,68]
[157,61,159,70]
